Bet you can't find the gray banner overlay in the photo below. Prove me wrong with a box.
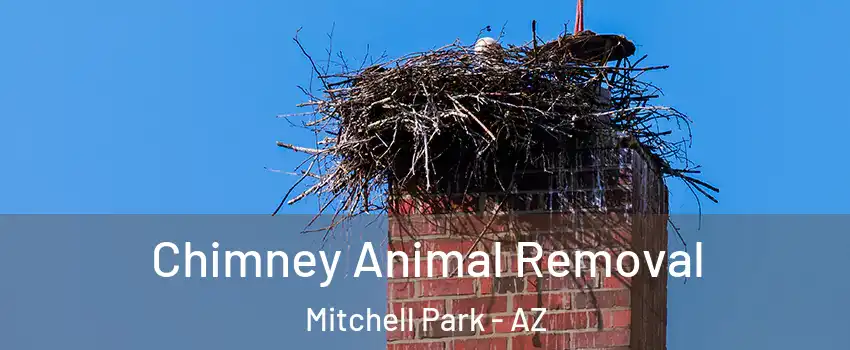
[0,215,389,349]
[0,215,847,349]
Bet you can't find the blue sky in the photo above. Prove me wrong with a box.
[1,1,849,349]
[3,0,848,214]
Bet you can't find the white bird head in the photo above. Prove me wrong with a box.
[474,37,500,55]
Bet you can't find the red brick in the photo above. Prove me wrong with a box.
[424,239,475,255]
[390,217,442,237]
[390,300,447,319]
[479,278,493,294]
[541,311,590,331]
[511,335,537,349]
[505,254,518,273]
[573,290,630,309]
[387,151,668,349]
[419,318,477,339]
[590,309,631,329]
[524,275,541,291]
[464,253,510,275]
[527,274,597,292]
[394,239,475,257]
[512,293,570,312]
[387,327,415,341]
[572,329,630,348]
[512,333,571,349]
[420,278,475,297]
[450,337,508,350]
[388,341,445,350]
[610,226,632,245]
[602,275,631,289]
[389,195,478,215]
[451,296,508,315]
[543,333,571,348]
[520,253,571,276]
[390,282,417,300]
[387,199,416,215]
[490,276,525,294]
[511,213,573,233]
[480,315,519,334]
[443,215,492,236]
[553,274,598,291]
[390,259,443,279]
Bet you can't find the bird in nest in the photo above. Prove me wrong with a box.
[472,37,506,68]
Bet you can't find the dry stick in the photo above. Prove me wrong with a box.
[449,199,507,278]
[276,142,323,155]
[422,131,431,190]
[449,96,497,141]
[287,176,331,205]
[293,28,331,93]
[272,159,317,216]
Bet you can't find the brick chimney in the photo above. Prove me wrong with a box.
[386,139,669,350]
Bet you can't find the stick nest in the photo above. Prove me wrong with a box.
[277,30,717,226]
